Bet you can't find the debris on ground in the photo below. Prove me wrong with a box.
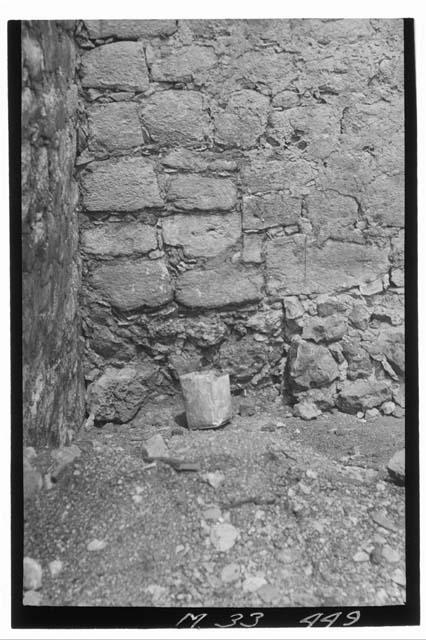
[141,434,168,460]
[210,523,239,551]
[387,448,405,485]
[23,557,42,590]
[201,470,225,489]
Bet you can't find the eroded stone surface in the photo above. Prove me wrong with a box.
[87,363,157,423]
[176,266,263,308]
[88,103,143,152]
[81,42,149,91]
[90,259,173,310]
[84,19,177,40]
[266,236,390,296]
[81,223,157,256]
[81,158,163,211]
[213,89,270,148]
[287,340,339,390]
[166,174,237,211]
[162,213,241,257]
[243,193,301,230]
[140,91,211,147]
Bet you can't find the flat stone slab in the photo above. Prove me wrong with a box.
[176,266,263,309]
[81,42,149,91]
[90,259,173,311]
[81,158,163,212]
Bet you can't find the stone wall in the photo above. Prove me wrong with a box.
[22,21,85,445]
[76,19,405,424]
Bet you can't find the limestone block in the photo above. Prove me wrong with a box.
[88,103,143,152]
[90,259,173,311]
[242,234,263,264]
[341,337,373,380]
[213,89,269,148]
[337,379,392,414]
[266,236,390,296]
[305,190,358,239]
[150,45,217,83]
[140,90,211,147]
[166,174,237,211]
[180,371,232,429]
[176,266,263,309]
[242,151,316,195]
[85,19,177,40]
[287,339,339,390]
[81,158,163,211]
[242,193,301,230]
[302,314,347,343]
[81,223,157,256]
[227,50,295,94]
[81,42,149,91]
[87,363,156,423]
[269,105,340,159]
[162,213,241,257]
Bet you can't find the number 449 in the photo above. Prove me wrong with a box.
[300,611,361,627]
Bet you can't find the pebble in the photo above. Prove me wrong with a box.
[48,560,63,577]
[146,584,168,602]
[353,551,369,562]
[365,408,380,420]
[201,471,225,489]
[387,449,405,485]
[132,495,143,504]
[141,434,168,460]
[23,557,42,590]
[23,446,36,460]
[293,400,321,420]
[306,469,318,479]
[381,545,400,563]
[356,411,364,419]
[381,401,396,415]
[371,509,397,531]
[203,506,222,521]
[175,544,185,554]
[221,563,240,583]
[210,523,239,551]
[277,549,298,564]
[87,539,107,552]
[23,590,42,606]
[258,583,280,604]
[242,575,267,593]
[391,568,406,587]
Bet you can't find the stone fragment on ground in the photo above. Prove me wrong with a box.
[293,400,321,420]
[201,471,225,489]
[23,557,42,590]
[48,559,63,577]
[370,510,397,531]
[353,550,369,562]
[221,563,241,583]
[24,458,43,500]
[391,568,406,587]
[258,583,280,603]
[238,397,256,417]
[381,545,400,563]
[23,590,42,606]
[203,506,222,521]
[242,575,267,592]
[87,538,107,552]
[210,523,239,551]
[387,448,405,485]
[141,434,168,460]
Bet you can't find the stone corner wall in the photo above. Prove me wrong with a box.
[75,19,405,425]
[22,20,85,445]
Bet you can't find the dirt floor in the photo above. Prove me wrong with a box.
[24,394,405,607]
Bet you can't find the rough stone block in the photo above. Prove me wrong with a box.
[302,314,347,343]
[362,173,404,228]
[84,19,177,40]
[243,193,301,230]
[81,42,149,91]
[266,236,390,296]
[213,89,269,148]
[176,266,263,309]
[228,50,295,94]
[219,336,276,382]
[305,190,359,239]
[269,105,340,159]
[337,379,392,414]
[87,363,156,423]
[90,259,173,311]
[341,337,373,380]
[81,158,163,211]
[242,234,263,263]
[88,103,143,152]
[162,213,241,257]
[81,223,157,256]
[150,45,217,82]
[167,174,237,211]
[287,339,339,390]
[242,152,316,195]
[140,90,211,147]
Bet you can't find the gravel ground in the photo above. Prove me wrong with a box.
[24,395,405,607]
